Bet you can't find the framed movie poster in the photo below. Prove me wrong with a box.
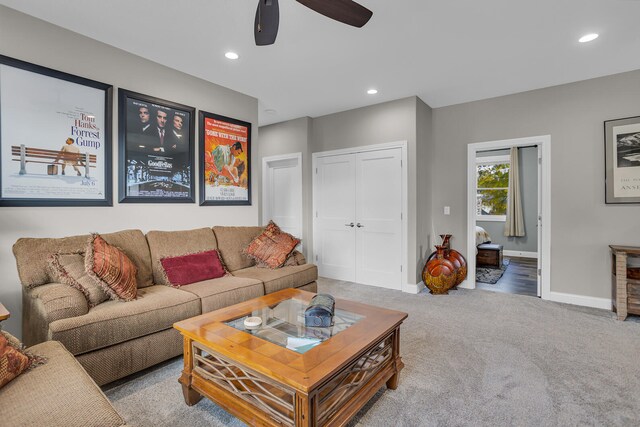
[199,111,251,206]
[605,115,640,204]
[118,89,195,203]
[0,55,112,207]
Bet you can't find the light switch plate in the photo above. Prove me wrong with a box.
[444,206,450,215]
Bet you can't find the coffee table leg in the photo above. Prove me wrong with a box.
[179,336,203,406]
[295,393,316,427]
[385,327,404,390]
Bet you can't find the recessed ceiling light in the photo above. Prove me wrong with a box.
[367,89,378,95]
[579,33,598,43]
[225,51,239,60]
[264,109,277,115]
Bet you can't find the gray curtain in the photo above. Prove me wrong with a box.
[504,147,525,237]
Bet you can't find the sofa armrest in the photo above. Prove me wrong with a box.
[22,283,88,346]
[291,250,307,265]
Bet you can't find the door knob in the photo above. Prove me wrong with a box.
[345,222,355,227]
[356,223,364,228]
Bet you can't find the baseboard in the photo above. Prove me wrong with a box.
[547,291,611,310]
[503,250,538,259]
[403,281,425,294]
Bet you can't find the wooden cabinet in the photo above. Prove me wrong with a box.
[610,245,640,321]
[0,302,9,322]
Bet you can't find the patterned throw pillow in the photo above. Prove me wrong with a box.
[160,250,229,287]
[49,252,109,307]
[85,234,138,301]
[244,221,300,269]
[0,330,46,389]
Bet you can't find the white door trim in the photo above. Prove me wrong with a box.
[262,152,303,246]
[312,141,409,291]
[465,135,551,300]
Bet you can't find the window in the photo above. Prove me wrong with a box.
[476,155,510,221]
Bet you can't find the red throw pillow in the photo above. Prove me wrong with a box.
[85,234,138,301]
[160,250,228,287]
[244,221,300,269]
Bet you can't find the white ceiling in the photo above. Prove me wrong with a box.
[2,0,640,126]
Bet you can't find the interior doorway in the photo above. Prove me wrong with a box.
[262,153,303,247]
[466,136,551,299]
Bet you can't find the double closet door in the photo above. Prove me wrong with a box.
[313,148,403,290]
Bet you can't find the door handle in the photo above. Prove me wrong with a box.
[345,222,354,227]
[356,223,364,228]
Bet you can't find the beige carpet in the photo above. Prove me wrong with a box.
[104,278,640,426]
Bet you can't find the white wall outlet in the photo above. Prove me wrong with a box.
[444,206,450,215]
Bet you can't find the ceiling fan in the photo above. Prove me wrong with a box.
[254,0,373,46]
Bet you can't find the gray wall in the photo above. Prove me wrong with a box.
[416,99,434,279]
[258,117,312,254]
[0,6,259,337]
[432,69,640,299]
[477,146,538,253]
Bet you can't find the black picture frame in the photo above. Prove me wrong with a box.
[199,110,252,206]
[604,115,640,204]
[0,54,113,207]
[118,89,195,203]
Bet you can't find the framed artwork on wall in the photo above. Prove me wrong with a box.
[605,115,640,204]
[0,55,113,207]
[199,111,251,206]
[118,89,195,203]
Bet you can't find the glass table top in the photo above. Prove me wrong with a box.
[225,298,364,354]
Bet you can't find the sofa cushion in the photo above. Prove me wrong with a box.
[233,263,318,294]
[48,285,200,355]
[0,340,126,427]
[147,228,218,286]
[212,226,264,271]
[161,249,228,287]
[12,229,153,289]
[49,252,109,307]
[178,276,264,313]
[244,221,300,269]
[86,234,138,302]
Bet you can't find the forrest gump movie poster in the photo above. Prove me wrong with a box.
[0,62,107,202]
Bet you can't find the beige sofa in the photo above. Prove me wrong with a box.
[12,225,318,386]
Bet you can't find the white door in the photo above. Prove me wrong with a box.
[314,147,404,289]
[355,149,403,289]
[262,154,303,244]
[315,154,356,281]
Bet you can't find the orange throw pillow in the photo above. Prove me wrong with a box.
[85,234,138,301]
[244,221,300,269]
[0,331,46,389]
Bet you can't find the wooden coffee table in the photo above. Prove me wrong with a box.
[0,302,9,322]
[174,288,407,427]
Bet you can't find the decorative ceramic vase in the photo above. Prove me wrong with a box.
[425,234,468,287]
[447,249,467,285]
[422,245,457,295]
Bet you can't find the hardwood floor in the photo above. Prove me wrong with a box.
[476,256,538,297]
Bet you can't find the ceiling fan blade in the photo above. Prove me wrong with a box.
[255,0,280,46]
[296,0,373,28]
